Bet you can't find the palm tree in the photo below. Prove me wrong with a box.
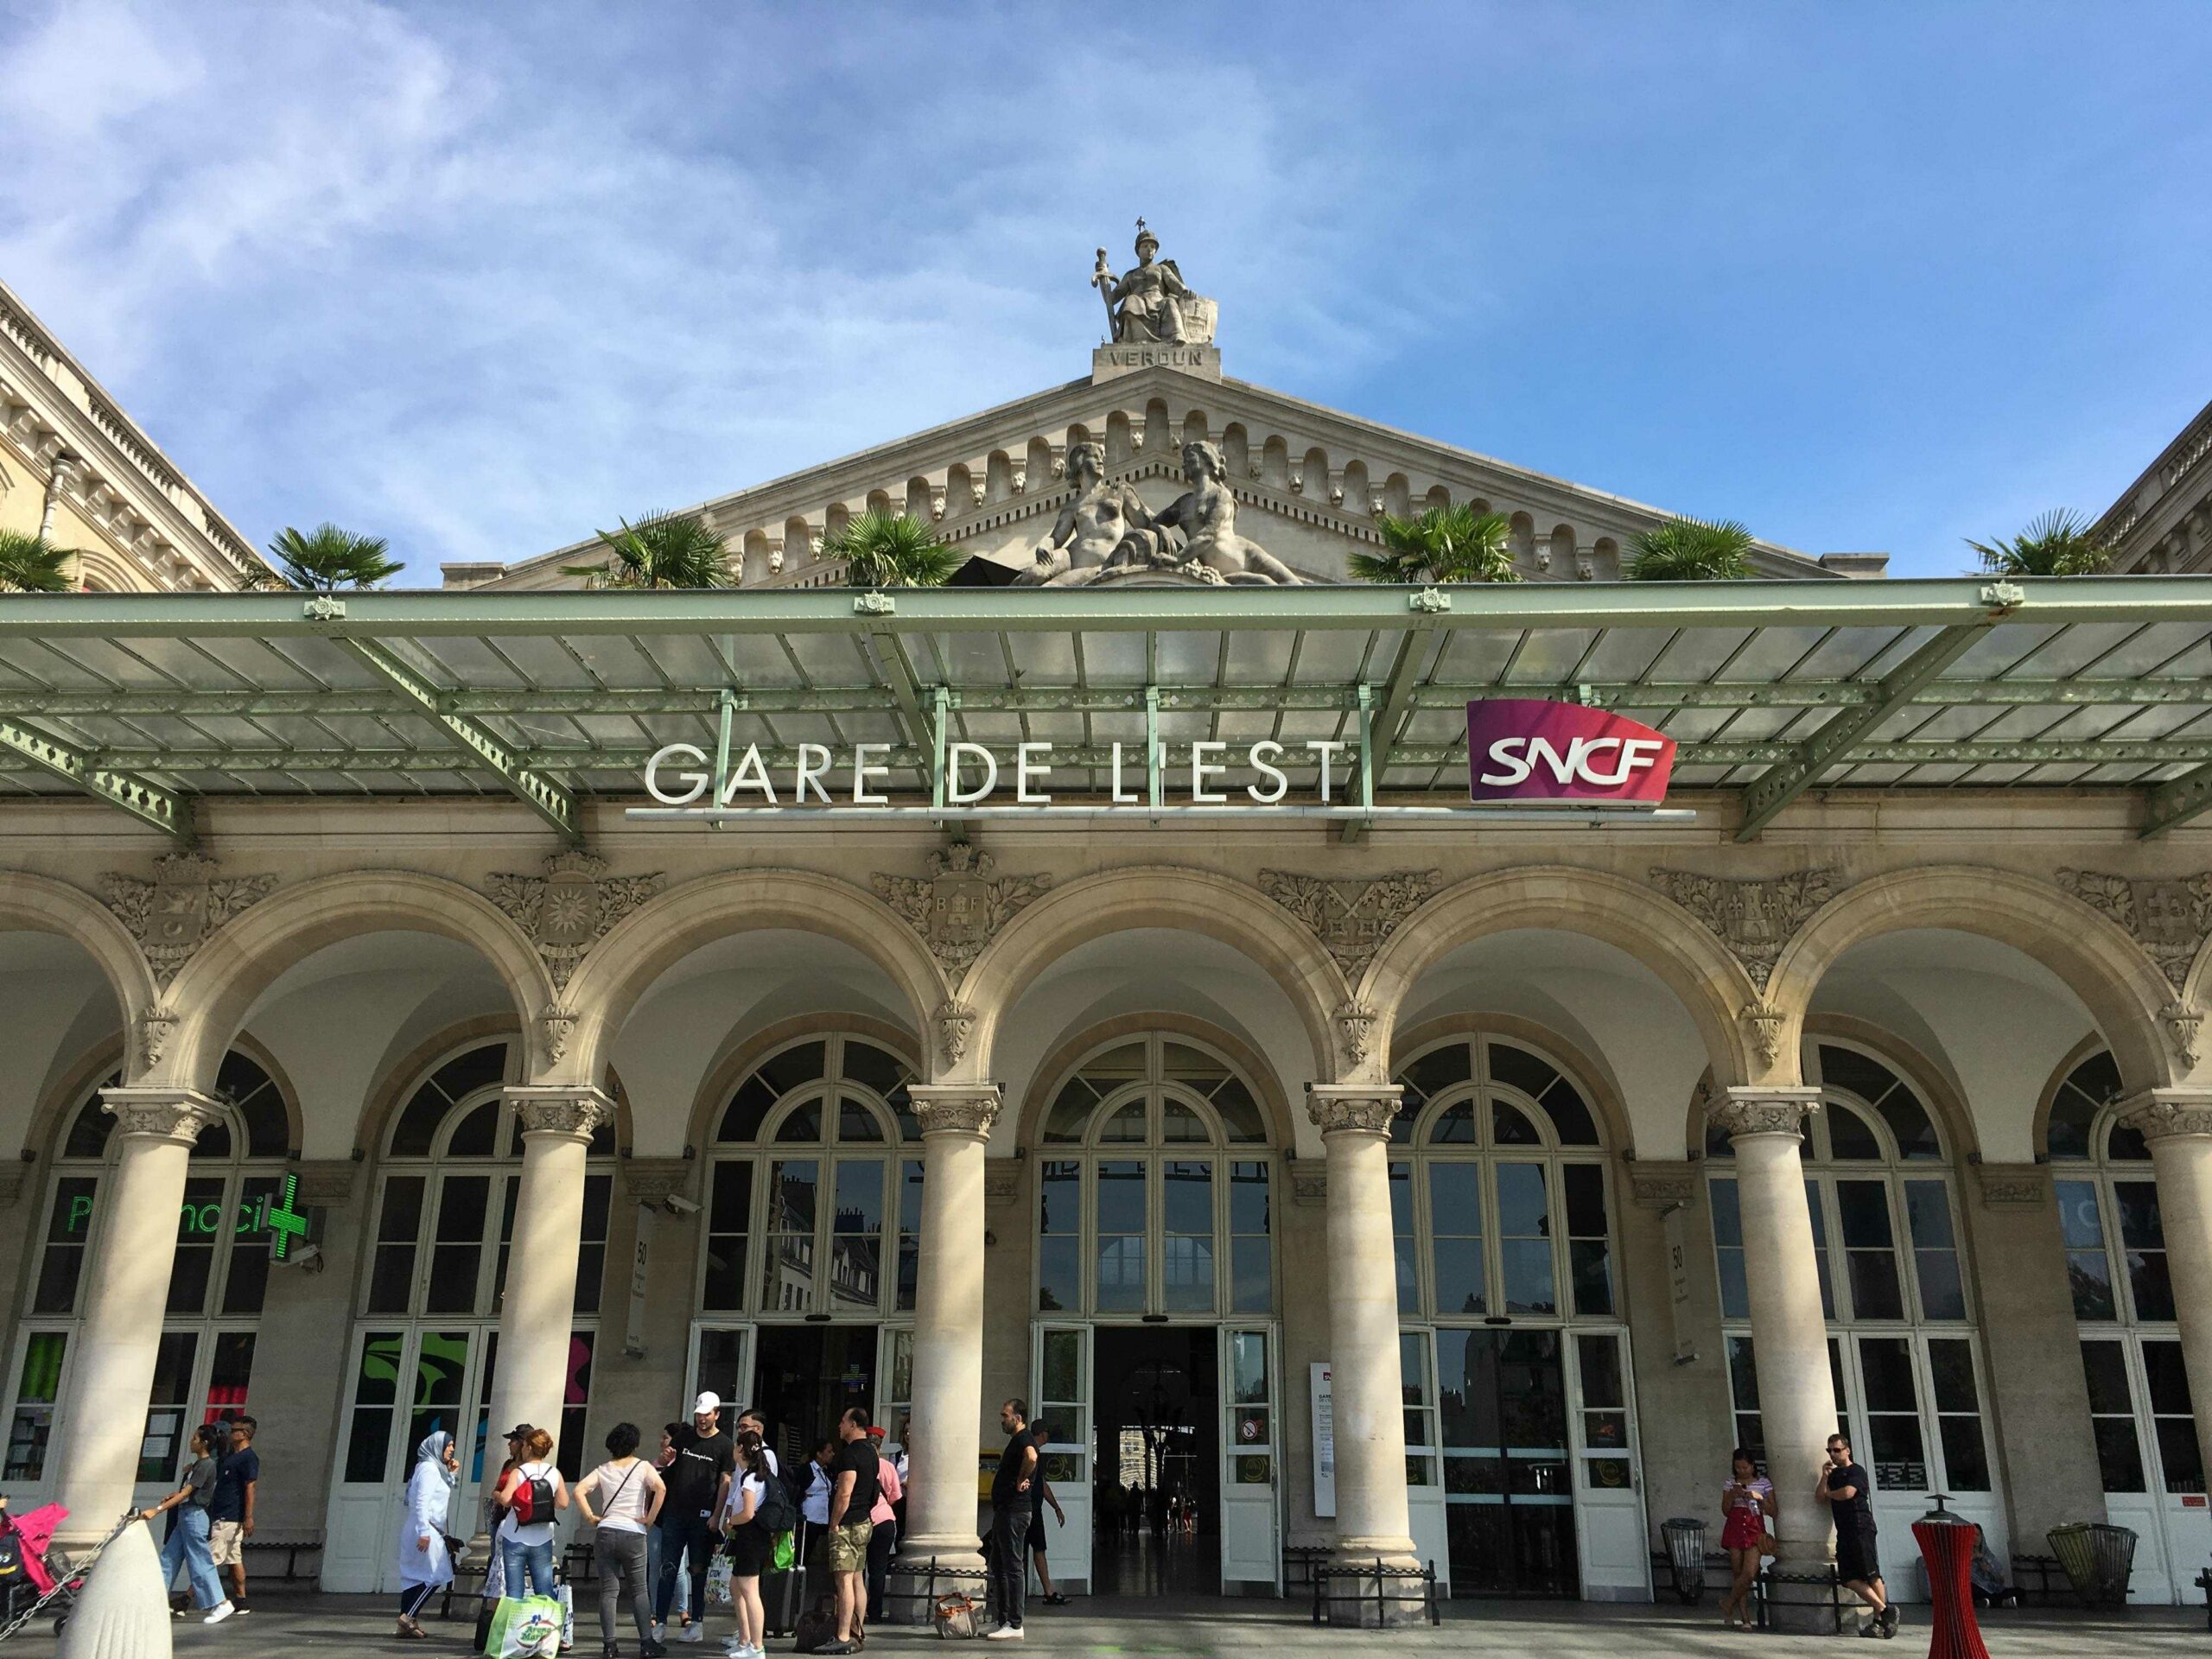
[1967,510,2112,578]
[1625,517,1756,582]
[564,512,731,589]
[820,510,963,588]
[260,524,404,589]
[0,531,75,593]
[1351,504,1518,584]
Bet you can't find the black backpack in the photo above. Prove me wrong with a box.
[752,1467,797,1534]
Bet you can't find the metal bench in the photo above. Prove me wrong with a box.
[2010,1553,2067,1605]
[1753,1561,1849,1633]
[239,1535,321,1585]
[1282,1545,1329,1589]
[1309,1558,1441,1626]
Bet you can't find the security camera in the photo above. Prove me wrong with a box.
[663,1192,701,1217]
[277,1243,325,1274]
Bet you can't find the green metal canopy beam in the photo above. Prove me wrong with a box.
[861,626,938,795]
[1340,614,1444,843]
[1734,622,1998,841]
[339,637,582,842]
[2141,766,2212,838]
[0,715,194,840]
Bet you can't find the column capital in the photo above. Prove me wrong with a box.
[907,1082,1002,1138]
[1713,1085,1823,1142]
[1624,1160,1700,1211]
[2117,1088,2212,1142]
[1969,1163,2050,1209]
[621,1158,693,1207]
[1306,1082,1402,1137]
[99,1085,224,1147]
[503,1084,618,1142]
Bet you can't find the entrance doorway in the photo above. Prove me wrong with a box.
[1090,1326,1219,1597]
[1437,1328,1577,1596]
[750,1325,879,1471]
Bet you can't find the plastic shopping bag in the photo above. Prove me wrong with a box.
[772,1529,796,1573]
[485,1593,565,1657]
[557,1582,575,1648]
[708,1552,734,1606]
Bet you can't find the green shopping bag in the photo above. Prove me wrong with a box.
[772,1529,796,1573]
[483,1593,566,1658]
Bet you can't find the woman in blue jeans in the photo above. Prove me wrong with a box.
[493,1425,569,1599]
[139,1425,229,1621]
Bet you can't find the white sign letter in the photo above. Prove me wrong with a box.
[721,743,778,804]
[852,742,891,804]
[1111,741,1141,804]
[794,743,833,804]
[1478,736,1534,786]
[947,741,998,806]
[1016,741,1053,804]
[1191,741,1228,804]
[645,743,709,806]
[1305,740,1348,804]
[1248,740,1288,804]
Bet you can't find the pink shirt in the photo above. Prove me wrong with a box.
[869,1453,903,1525]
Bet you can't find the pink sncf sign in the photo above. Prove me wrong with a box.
[1465,699,1676,805]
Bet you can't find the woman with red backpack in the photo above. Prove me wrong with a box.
[493,1424,570,1601]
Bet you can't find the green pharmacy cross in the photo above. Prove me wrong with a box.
[255,1172,309,1262]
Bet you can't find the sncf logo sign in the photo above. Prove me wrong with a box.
[1465,699,1676,805]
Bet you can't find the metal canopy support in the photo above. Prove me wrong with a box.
[2141,766,2212,838]
[339,637,582,842]
[1733,622,1994,842]
[1340,616,1439,843]
[0,715,194,841]
[865,626,937,795]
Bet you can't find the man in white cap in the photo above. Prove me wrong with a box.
[653,1391,734,1644]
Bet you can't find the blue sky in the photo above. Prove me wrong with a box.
[2,1,2207,580]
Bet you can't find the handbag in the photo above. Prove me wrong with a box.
[933,1592,980,1639]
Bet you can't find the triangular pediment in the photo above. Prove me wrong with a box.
[471,359,1835,590]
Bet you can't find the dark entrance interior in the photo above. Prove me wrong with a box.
[1440,1327,1578,1596]
[1090,1325,1219,1597]
[752,1325,879,1473]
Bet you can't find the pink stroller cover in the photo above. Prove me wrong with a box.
[8,1503,67,1596]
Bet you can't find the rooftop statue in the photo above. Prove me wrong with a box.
[1092,219,1217,346]
[1025,440,1304,587]
[1016,441,1154,586]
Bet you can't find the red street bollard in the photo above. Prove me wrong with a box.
[1913,1499,1990,1659]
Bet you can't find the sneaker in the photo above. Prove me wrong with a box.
[642,1644,671,1659]
[1879,1606,1899,1639]
[204,1601,237,1624]
[605,1645,621,1659]
[677,1628,705,1645]
[652,1625,668,1643]
[984,1626,1025,1641]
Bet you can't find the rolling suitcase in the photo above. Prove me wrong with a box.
[763,1563,804,1637]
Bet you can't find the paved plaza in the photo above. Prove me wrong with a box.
[20,1593,2202,1656]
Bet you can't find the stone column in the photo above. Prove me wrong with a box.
[51,1086,223,1546]
[1716,1086,1837,1630]
[486,1085,616,1454]
[2119,1090,2212,1489]
[893,1083,1001,1611]
[1306,1084,1421,1626]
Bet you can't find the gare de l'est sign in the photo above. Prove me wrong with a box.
[636,696,1679,817]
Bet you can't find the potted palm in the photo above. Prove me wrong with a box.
[0,531,75,593]
[1351,504,1518,584]
[1625,517,1755,581]
[255,524,404,589]
[819,511,963,588]
[564,512,730,588]
[1967,511,2111,577]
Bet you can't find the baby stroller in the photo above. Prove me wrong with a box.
[0,1500,133,1641]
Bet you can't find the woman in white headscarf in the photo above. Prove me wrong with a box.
[395,1429,460,1639]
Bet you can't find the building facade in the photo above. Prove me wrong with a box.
[2,241,2211,1623]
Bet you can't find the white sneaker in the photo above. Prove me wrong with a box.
[204,1601,236,1624]
[677,1626,705,1644]
[985,1625,1025,1641]
[652,1624,668,1643]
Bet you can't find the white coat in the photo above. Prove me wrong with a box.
[397,1458,455,1590]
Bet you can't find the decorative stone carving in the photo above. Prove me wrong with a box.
[1625,1161,1699,1210]
[505,1086,618,1141]
[1306,1083,1402,1136]
[1017,441,1156,586]
[102,853,276,988]
[1104,442,1303,586]
[1334,1002,1382,1072]
[1090,219,1216,346]
[1288,1159,1327,1204]
[1259,868,1440,976]
[2118,1089,2212,1141]
[2161,1001,2203,1071]
[984,1161,1019,1207]
[873,843,1051,974]
[135,1004,178,1072]
[293,1161,359,1207]
[1649,867,1837,985]
[1739,1001,1789,1068]
[907,1084,1003,1137]
[486,852,664,991]
[1971,1164,2050,1208]
[623,1159,693,1207]
[539,1007,579,1065]
[1709,1087,1821,1140]
[934,1001,977,1069]
[2055,868,2212,989]
[100,1086,223,1145]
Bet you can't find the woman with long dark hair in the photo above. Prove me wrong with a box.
[722,1431,773,1659]
[1717,1446,1775,1630]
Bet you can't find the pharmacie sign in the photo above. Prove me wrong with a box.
[63,1171,309,1254]
[633,697,1677,821]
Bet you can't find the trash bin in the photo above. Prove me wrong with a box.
[2047,1522,2137,1609]
[1660,1516,1707,1605]
[1914,1495,1990,1659]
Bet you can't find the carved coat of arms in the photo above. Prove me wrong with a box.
[2056,868,2212,988]
[486,851,664,990]
[102,853,277,987]
[1648,867,1837,985]
[1258,870,1440,976]
[874,844,1051,974]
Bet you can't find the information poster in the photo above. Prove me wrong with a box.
[1310,1362,1334,1518]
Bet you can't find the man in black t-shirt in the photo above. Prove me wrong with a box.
[984,1399,1037,1638]
[1816,1431,1896,1638]
[819,1407,880,1654]
[654,1391,735,1643]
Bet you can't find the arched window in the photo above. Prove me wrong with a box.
[2047,1048,2203,1538]
[1032,1035,1274,1319]
[4,1052,291,1491]
[1705,1040,1995,1538]
[1387,1032,1629,1598]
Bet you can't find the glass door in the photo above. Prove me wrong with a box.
[1399,1333,1450,1592]
[1217,1325,1280,1592]
[1434,1327,1575,1596]
[1033,1325,1092,1594]
[324,1326,493,1592]
[2081,1334,2209,1604]
[1567,1331,1648,1599]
